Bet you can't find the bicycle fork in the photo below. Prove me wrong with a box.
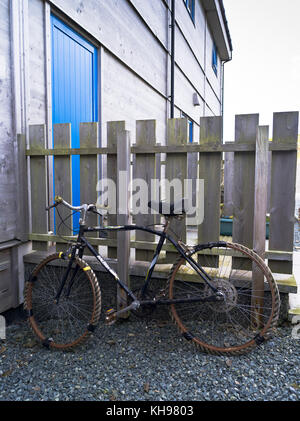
[54,247,83,304]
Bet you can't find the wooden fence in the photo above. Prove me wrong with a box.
[23,112,299,299]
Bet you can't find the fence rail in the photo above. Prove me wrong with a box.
[23,112,299,296]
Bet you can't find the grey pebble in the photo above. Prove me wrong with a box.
[0,320,299,401]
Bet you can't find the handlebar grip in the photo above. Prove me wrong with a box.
[46,196,63,211]
[45,202,59,211]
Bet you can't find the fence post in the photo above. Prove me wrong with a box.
[165,118,188,263]
[80,122,98,252]
[107,121,126,259]
[198,116,222,241]
[197,116,222,266]
[117,129,131,315]
[232,114,259,269]
[252,126,269,327]
[269,111,299,273]
[53,123,72,251]
[134,120,156,262]
[29,125,48,251]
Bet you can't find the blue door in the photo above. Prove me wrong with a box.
[51,15,98,229]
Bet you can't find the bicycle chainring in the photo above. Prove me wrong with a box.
[131,288,157,318]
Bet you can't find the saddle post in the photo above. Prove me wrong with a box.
[163,216,171,234]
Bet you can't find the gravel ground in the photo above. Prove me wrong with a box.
[0,314,299,402]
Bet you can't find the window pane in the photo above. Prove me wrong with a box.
[212,43,218,75]
[188,120,193,143]
[184,0,195,21]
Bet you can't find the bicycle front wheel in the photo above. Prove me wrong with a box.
[167,242,280,355]
[24,253,101,349]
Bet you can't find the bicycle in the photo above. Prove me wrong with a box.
[24,196,280,355]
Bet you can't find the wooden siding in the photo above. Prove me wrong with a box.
[205,82,222,115]
[176,0,206,67]
[28,0,46,125]
[50,0,168,95]
[175,24,205,100]
[4,0,228,141]
[1,0,228,237]
[174,66,204,122]
[205,19,222,102]
[129,0,169,48]
[175,0,222,116]
[0,0,17,243]
[48,0,224,121]
[101,50,168,146]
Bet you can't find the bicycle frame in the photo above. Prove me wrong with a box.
[27,196,279,353]
[68,223,220,307]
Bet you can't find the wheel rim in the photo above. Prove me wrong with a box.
[25,254,99,349]
[169,243,278,354]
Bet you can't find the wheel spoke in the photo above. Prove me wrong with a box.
[25,254,101,349]
[168,242,279,355]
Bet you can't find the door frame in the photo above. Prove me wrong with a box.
[51,14,98,125]
[44,5,102,231]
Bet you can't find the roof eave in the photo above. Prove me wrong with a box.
[202,0,233,61]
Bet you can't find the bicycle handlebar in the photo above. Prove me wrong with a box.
[46,196,109,213]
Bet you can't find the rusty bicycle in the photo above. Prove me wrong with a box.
[24,196,280,355]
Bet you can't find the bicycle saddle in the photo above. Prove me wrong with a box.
[147,198,189,216]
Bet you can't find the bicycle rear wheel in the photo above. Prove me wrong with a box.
[168,242,280,355]
[24,253,101,349]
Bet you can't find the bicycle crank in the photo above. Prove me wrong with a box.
[105,308,117,325]
[105,300,140,325]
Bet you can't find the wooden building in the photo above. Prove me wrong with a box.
[0,0,232,312]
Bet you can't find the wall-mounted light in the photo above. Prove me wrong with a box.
[193,93,201,106]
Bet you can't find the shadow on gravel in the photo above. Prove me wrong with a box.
[0,309,299,402]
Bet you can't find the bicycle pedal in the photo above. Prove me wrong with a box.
[105,308,117,325]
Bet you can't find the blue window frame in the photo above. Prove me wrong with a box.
[212,42,218,76]
[188,119,193,143]
[181,112,194,143]
[183,0,195,22]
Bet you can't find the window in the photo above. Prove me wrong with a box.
[181,112,194,143]
[212,42,218,76]
[183,0,195,22]
[188,119,193,143]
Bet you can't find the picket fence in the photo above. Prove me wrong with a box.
[22,112,299,305]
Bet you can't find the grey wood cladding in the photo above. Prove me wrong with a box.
[269,112,299,273]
